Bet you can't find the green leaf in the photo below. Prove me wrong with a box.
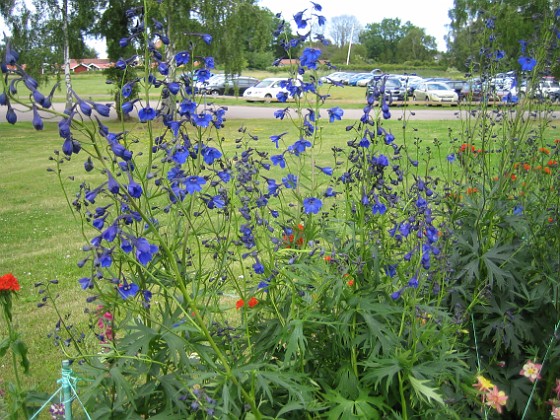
[0,336,10,358]
[283,319,307,364]
[408,375,444,405]
[11,338,30,373]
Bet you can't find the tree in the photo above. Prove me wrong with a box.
[396,27,437,62]
[446,0,556,72]
[360,18,422,63]
[329,15,362,47]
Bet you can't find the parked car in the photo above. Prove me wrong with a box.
[356,75,374,87]
[242,78,290,102]
[412,82,459,103]
[319,71,348,84]
[198,74,260,96]
[347,73,373,86]
[442,80,469,101]
[519,77,560,100]
[366,77,406,102]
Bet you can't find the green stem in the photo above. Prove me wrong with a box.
[398,371,408,420]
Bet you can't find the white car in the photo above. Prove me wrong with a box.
[413,82,459,103]
[242,78,290,102]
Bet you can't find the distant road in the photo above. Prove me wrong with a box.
[0,102,557,125]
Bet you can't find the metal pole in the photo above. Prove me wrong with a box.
[62,360,73,420]
[346,24,355,66]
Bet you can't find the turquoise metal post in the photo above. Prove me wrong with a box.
[61,360,73,420]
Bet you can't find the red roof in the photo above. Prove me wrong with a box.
[69,58,113,70]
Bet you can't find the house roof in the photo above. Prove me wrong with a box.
[69,58,113,70]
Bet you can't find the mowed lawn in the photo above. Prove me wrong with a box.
[0,115,462,395]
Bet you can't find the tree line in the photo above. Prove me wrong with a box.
[1,0,558,76]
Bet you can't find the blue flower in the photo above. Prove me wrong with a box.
[253,261,265,274]
[513,204,523,216]
[192,112,212,127]
[391,289,403,300]
[78,277,93,290]
[327,107,343,123]
[127,180,143,198]
[282,174,298,189]
[299,48,322,69]
[270,154,286,168]
[315,165,333,176]
[32,106,43,130]
[174,51,190,67]
[372,202,387,215]
[135,238,158,265]
[139,106,157,122]
[270,132,288,148]
[293,11,308,29]
[408,276,419,288]
[274,108,289,119]
[118,281,139,299]
[303,197,322,214]
[288,138,312,155]
[359,137,370,148]
[518,56,537,72]
[185,176,206,194]
[447,153,456,163]
[202,146,222,164]
[385,133,395,144]
[201,34,213,45]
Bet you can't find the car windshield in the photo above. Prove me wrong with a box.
[428,83,450,91]
[254,80,277,88]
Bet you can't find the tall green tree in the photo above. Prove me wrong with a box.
[446,0,556,72]
[360,18,429,64]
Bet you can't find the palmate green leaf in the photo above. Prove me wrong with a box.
[408,375,444,405]
[324,388,385,420]
[361,357,402,394]
[283,319,307,364]
[481,244,515,289]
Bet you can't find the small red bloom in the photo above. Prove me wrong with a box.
[0,273,20,292]
[236,299,245,309]
[539,147,551,155]
[248,297,259,308]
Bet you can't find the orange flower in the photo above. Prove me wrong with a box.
[510,173,517,181]
[248,297,259,308]
[548,160,558,167]
[555,139,560,144]
[549,217,555,223]
[523,163,531,171]
[0,273,20,292]
[324,255,332,263]
[539,147,551,155]
[282,224,305,248]
[466,187,478,195]
[236,299,245,309]
[544,167,552,175]
[485,386,508,413]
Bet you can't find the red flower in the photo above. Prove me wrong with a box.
[248,297,259,308]
[0,273,20,292]
[236,299,245,309]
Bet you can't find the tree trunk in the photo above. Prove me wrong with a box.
[62,0,73,111]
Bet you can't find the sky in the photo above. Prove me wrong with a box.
[257,0,455,51]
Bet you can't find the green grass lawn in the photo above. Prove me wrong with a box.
[5,102,540,416]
